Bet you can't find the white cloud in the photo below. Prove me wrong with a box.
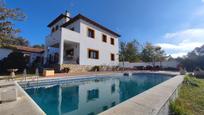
[164,28,204,42]
[155,1,204,58]
[170,52,187,58]
[156,28,204,58]
[156,42,203,52]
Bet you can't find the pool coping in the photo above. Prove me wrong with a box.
[18,72,123,89]
[18,71,178,89]
[18,71,178,83]
[99,73,184,115]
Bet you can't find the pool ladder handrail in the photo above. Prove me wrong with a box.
[34,68,40,95]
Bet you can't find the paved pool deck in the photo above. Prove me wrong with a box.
[0,81,45,115]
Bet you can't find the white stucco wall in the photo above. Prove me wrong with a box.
[61,27,119,66]
[0,48,13,60]
[119,60,179,69]
[45,29,61,63]
[79,19,119,66]
[49,13,70,31]
[46,29,61,47]
[65,20,81,33]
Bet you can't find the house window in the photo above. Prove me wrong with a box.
[111,84,115,93]
[65,49,74,56]
[111,102,116,107]
[87,112,94,115]
[56,25,59,31]
[88,49,99,59]
[103,106,108,111]
[51,25,59,33]
[110,53,115,61]
[102,34,107,42]
[110,38,115,45]
[70,27,75,31]
[87,89,99,101]
[51,28,55,33]
[87,28,95,38]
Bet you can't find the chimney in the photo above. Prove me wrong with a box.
[64,10,70,22]
[65,10,70,17]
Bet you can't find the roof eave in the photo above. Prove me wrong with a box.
[61,14,121,37]
[47,14,70,27]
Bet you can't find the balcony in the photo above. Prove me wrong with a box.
[45,30,61,47]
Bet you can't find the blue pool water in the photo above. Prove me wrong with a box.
[25,73,171,115]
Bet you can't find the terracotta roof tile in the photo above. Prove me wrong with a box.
[15,46,44,53]
[61,14,121,37]
[4,45,44,53]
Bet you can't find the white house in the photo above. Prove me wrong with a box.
[44,11,120,68]
[0,45,44,65]
[0,48,12,60]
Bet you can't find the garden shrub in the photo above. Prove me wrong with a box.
[91,66,100,71]
[169,101,188,115]
[63,67,70,73]
[0,52,29,74]
[183,75,200,87]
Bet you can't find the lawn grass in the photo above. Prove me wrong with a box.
[170,75,204,115]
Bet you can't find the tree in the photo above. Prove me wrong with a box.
[119,40,141,62]
[33,44,44,48]
[178,46,204,72]
[0,52,29,74]
[1,37,29,46]
[141,43,155,62]
[0,0,26,47]
[14,37,29,46]
[154,46,166,67]
[141,43,166,66]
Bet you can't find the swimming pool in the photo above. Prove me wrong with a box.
[23,73,172,115]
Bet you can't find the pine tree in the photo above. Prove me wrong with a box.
[0,0,27,47]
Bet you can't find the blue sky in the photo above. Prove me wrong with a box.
[6,0,204,57]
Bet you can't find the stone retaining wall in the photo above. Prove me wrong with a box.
[61,64,92,73]
[60,64,119,73]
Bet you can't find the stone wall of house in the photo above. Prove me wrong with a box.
[60,64,92,73]
[60,64,120,73]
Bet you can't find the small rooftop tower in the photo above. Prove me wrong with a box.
[47,10,71,28]
[64,10,71,22]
